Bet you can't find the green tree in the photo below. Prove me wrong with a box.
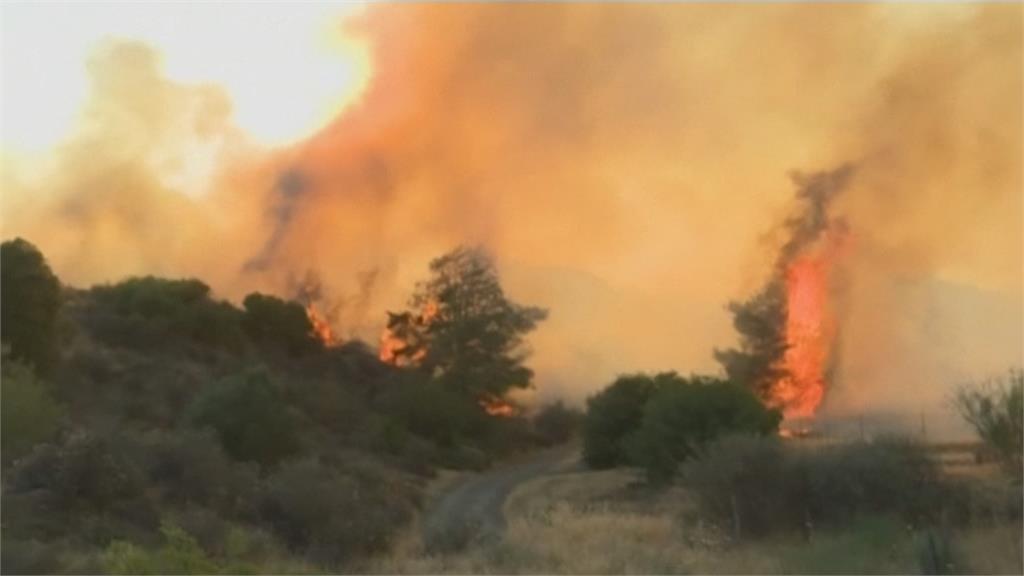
[953,368,1023,479]
[187,371,300,467]
[630,375,781,482]
[1,238,62,374]
[242,293,318,356]
[387,247,547,402]
[582,373,670,468]
[1,351,63,464]
[712,280,788,401]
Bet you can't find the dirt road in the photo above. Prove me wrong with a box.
[421,443,580,551]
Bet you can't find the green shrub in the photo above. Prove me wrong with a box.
[0,538,64,575]
[1,238,62,375]
[186,371,301,468]
[138,430,260,518]
[2,354,63,465]
[582,373,668,468]
[683,435,952,539]
[4,434,159,542]
[953,369,1023,480]
[630,376,780,482]
[242,292,319,356]
[103,523,218,575]
[780,516,919,574]
[582,372,779,476]
[260,458,413,566]
[85,276,246,352]
[533,401,582,446]
[376,378,486,448]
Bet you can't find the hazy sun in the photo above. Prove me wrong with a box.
[1,3,371,151]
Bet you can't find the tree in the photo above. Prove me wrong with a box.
[713,280,788,401]
[186,371,300,467]
[1,351,63,465]
[953,368,1023,479]
[582,373,669,468]
[386,247,547,402]
[1,238,62,374]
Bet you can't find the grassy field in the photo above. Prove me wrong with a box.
[370,449,1023,574]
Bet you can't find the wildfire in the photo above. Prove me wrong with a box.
[306,304,339,346]
[772,229,847,419]
[378,299,438,365]
[479,395,518,417]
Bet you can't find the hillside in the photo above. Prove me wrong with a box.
[1,240,557,574]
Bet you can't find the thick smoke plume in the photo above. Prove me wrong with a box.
[2,5,1020,434]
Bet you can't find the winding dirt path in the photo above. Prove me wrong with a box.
[421,443,580,551]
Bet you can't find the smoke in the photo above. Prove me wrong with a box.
[244,170,310,273]
[2,4,1020,430]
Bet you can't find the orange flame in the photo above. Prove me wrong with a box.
[378,299,438,365]
[772,230,847,419]
[480,395,517,417]
[306,304,339,346]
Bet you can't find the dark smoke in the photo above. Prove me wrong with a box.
[243,169,310,273]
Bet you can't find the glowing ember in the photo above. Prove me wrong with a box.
[306,304,339,346]
[479,395,518,417]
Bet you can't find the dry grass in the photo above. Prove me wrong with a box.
[957,523,1024,574]
[368,463,1023,574]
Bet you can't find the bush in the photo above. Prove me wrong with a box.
[953,369,1023,480]
[683,435,952,539]
[2,354,63,465]
[582,372,779,476]
[0,538,64,575]
[103,523,217,575]
[376,377,486,448]
[533,401,582,446]
[630,376,781,482]
[4,434,159,542]
[260,458,413,566]
[85,276,246,353]
[242,292,319,356]
[137,430,260,518]
[582,373,668,468]
[1,238,62,375]
[186,371,301,468]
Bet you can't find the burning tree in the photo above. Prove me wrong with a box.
[380,247,548,409]
[715,165,853,419]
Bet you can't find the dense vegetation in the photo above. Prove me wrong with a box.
[0,238,554,574]
[582,372,780,480]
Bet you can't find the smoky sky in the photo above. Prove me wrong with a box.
[2,4,1020,433]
